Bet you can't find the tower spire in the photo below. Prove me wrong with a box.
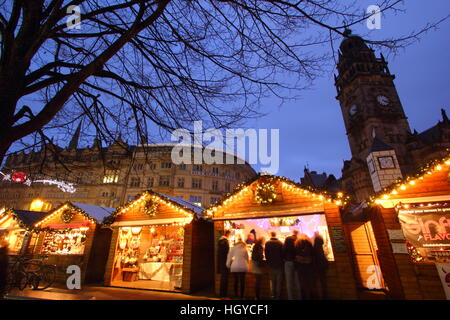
[68,121,82,150]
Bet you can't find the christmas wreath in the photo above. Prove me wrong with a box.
[254,182,277,204]
[61,209,74,223]
[144,199,159,216]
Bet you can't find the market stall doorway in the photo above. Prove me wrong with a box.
[345,221,386,298]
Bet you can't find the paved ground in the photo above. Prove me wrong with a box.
[5,283,219,300]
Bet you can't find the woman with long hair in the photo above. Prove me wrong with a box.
[295,234,315,300]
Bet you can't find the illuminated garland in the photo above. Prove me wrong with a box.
[144,199,158,217]
[369,152,450,206]
[61,209,74,223]
[406,242,424,263]
[269,217,300,227]
[204,173,348,217]
[102,190,198,226]
[254,182,277,204]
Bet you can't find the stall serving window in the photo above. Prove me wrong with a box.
[0,229,26,255]
[40,227,88,255]
[225,213,334,261]
[112,225,184,290]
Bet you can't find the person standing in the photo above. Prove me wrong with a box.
[295,234,315,300]
[251,237,265,300]
[0,240,9,299]
[313,232,329,300]
[217,230,231,297]
[283,229,302,300]
[264,231,284,299]
[226,236,249,299]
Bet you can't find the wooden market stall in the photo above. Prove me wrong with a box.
[33,202,114,284]
[0,208,47,255]
[205,174,358,299]
[364,154,450,300]
[103,190,213,293]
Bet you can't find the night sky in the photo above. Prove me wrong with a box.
[246,0,450,180]
[6,1,450,183]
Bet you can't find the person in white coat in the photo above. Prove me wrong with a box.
[226,237,249,299]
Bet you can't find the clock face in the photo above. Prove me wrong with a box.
[377,95,390,106]
[349,104,358,116]
[378,156,395,169]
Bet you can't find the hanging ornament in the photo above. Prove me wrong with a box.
[61,209,74,223]
[12,171,27,183]
[254,182,277,204]
[143,199,159,216]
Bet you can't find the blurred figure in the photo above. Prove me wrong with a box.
[313,232,329,300]
[217,230,231,297]
[251,236,265,300]
[245,233,255,245]
[295,234,314,300]
[265,231,283,299]
[226,236,249,299]
[283,229,301,300]
[0,240,9,299]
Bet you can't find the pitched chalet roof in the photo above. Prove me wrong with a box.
[70,202,115,223]
[1,209,48,228]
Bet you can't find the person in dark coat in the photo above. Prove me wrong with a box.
[217,230,231,297]
[313,232,329,300]
[295,234,314,300]
[264,231,284,299]
[251,237,265,300]
[283,229,302,300]
[0,240,9,299]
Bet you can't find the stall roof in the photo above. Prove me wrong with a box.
[205,173,347,218]
[368,152,450,208]
[155,193,204,217]
[71,202,115,223]
[0,209,48,229]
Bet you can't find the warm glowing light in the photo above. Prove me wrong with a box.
[382,194,389,200]
[391,190,398,195]
[375,199,382,204]
[400,185,407,190]
[337,192,343,198]
[436,165,442,171]
[409,180,415,185]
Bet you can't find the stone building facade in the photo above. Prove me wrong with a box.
[0,138,256,211]
[335,30,450,202]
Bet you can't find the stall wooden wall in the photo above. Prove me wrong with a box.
[213,179,358,299]
[368,167,450,300]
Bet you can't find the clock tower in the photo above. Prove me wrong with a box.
[335,30,412,201]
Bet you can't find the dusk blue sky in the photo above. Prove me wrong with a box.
[245,0,450,180]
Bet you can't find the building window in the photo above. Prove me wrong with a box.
[189,196,202,206]
[177,177,185,188]
[176,196,184,200]
[103,170,119,184]
[192,178,202,189]
[212,180,219,192]
[159,176,170,187]
[147,177,154,188]
[193,165,202,172]
[130,177,141,188]
[101,192,109,197]
[235,172,240,179]
[133,163,144,170]
[178,164,186,170]
[148,163,156,170]
[127,195,135,202]
[210,197,220,205]
[212,167,219,175]
[225,182,231,192]
[161,162,172,169]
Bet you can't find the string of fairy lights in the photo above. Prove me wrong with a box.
[204,174,349,217]
[102,190,196,226]
[368,153,450,206]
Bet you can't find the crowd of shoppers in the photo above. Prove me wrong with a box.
[218,229,329,300]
